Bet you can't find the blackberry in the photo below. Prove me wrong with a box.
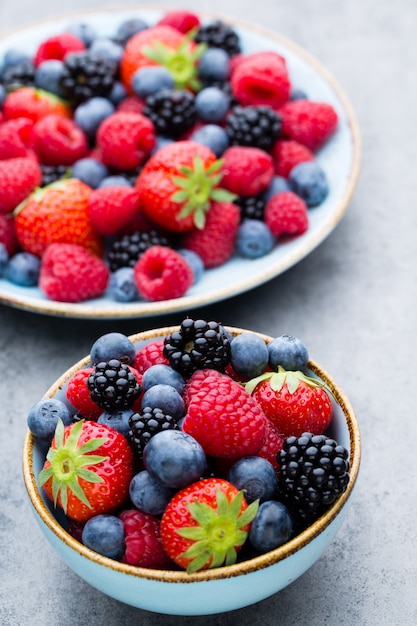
[278,432,350,528]
[1,59,35,88]
[195,20,241,56]
[40,164,69,187]
[59,51,118,105]
[163,318,231,377]
[127,407,178,458]
[225,105,282,152]
[107,230,170,272]
[236,194,266,221]
[142,89,196,138]
[87,359,141,410]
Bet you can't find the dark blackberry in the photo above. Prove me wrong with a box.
[278,432,350,528]
[87,359,141,410]
[236,194,266,221]
[225,105,282,152]
[163,318,231,377]
[195,20,241,56]
[40,164,69,187]
[1,59,35,88]
[107,230,170,272]
[142,89,196,138]
[127,407,178,458]
[59,51,118,105]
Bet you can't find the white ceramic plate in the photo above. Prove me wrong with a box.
[0,7,361,319]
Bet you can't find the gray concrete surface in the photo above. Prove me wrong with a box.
[1,0,416,624]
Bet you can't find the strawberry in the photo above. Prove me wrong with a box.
[279,100,338,151]
[88,186,141,236]
[245,367,333,438]
[2,87,72,123]
[96,111,155,171]
[231,51,291,108]
[132,340,169,374]
[220,146,274,197]
[182,369,267,459]
[32,114,88,166]
[136,140,235,232]
[264,191,309,238]
[119,509,172,569]
[160,477,258,573]
[271,139,314,178]
[39,418,134,522]
[133,245,194,301]
[66,368,103,421]
[14,178,102,257]
[33,32,86,66]
[0,157,42,214]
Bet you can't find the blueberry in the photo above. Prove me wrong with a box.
[141,364,185,395]
[263,175,290,202]
[236,219,275,259]
[74,96,115,139]
[249,500,293,552]
[65,22,97,47]
[71,158,109,189]
[289,161,329,207]
[178,249,205,284]
[27,399,72,441]
[109,267,139,302]
[143,430,207,488]
[129,470,176,516]
[189,124,229,157]
[82,514,125,560]
[0,243,9,276]
[290,87,308,100]
[151,135,175,155]
[5,252,40,286]
[141,384,185,420]
[230,333,268,379]
[89,38,124,64]
[108,81,128,106]
[115,17,148,45]
[0,84,6,108]
[132,66,174,98]
[268,335,309,371]
[195,87,230,123]
[99,175,132,188]
[198,47,230,83]
[90,332,136,365]
[35,60,65,97]
[2,48,31,69]
[97,408,134,437]
[227,456,278,503]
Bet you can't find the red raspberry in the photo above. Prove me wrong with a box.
[183,368,223,408]
[88,186,141,236]
[3,87,71,123]
[0,157,42,214]
[231,51,291,108]
[257,419,284,472]
[279,100,338,151]
[272,139,314,178]
[97,111,155,171]
[0,214,19,255]
[133,245,194,302]
[221,146,274,196]
[33,32,86,66]
[0,118,36,160]
[264,191,309,238]
[181,201,240,268]
[66,367,102,420]
[182,369,267,459]
[119,509,172,569]
[116,95,146,115]
[157,11,200,33]
[32,114,88,166]
[132,340,169,374]
[39,243,109,303]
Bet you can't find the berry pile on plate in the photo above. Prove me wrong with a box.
[0,10,338,303]
[28,320,350,573]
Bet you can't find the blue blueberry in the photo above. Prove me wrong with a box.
[97,408,134,437]
[230,332,269,379]
[108,81,128,106]
[35,60,65,97]
[82,514,125,560]
[289,161,329,207]
[0,84,6,108]
[141,364,186,395]
[129,470,176,516]
[151,135,175,155]
[89,38,124,64]
[5,252,40,286]
[65,22,97,47]
[263,175,291,202]
[143,429,207,488]
[74,96,115,139]
[141,384,185,420]
[99,175,132,188]
[178,249,205,284]
[195,87,230,123]
[108,267,139,302]
[71,158,109,189]
[236,219,275,259]
[132,66,174,98]
[198,47,230,83]
[227,456,278,503]
[189,123,229,157]
[27,399,72,441]
[0,243,9,276]
[268,335,309,371]
[249,500,293,552]
[115,17,149,45]
[90,332,136,365]
[290,87,308,100]
[2,48,31,70]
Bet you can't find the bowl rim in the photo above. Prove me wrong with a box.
[22,325,361,583]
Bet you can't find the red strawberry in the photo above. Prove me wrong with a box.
[39,419,133,522]
[182,369,267,459]
[14,178,102,257]
[66,367,103,421]
[132,339,169,374]
[264,191,309,238]
[32,114,88,165]
[119,509,172,569]
[231,51,291,108]
[133,245,194,301]
[272,139,314,178]
[88,186,141,236]
[2,87,71,122]
[279,100,338,151]
[181,201,240,268]
[0,214,19,255]
[0,157,42,215]
[136,140,235,232]
[156,11,201,34]
[96,111,155,171]
[33,32,86,66]
[0,118,36,160]
[246,367,333,438]
[221,146,274,196]
[39,243,109,303]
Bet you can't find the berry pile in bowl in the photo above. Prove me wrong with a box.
[0,8,360,319]
[23,319,361,615]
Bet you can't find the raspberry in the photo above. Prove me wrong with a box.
[221,146,274,196]
[33,32,86,66]
[181,201,240,268]
[0,157,42,214]
[264,191,309,237]
[119,509,172,569]
[231,51,291,108]
[88,186,141,236]
[32,114,88,166]
[272,139,314,178]
[133,245,193,301]
[116,95,145,115]
[66,367,103,420]
[39,243,109,303]
[157,11,201,34]
[257,419,284,472]
[0,118,35,160]
[132,340,169,374]
[280,100,338,151]
[96,111,155,171]
[0,214,19,255]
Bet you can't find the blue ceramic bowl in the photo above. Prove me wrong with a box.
[22,326,361,616]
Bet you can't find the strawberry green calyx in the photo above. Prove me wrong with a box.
[38,419,108,513]
[171,156,236,229]
[177,489,259,574]
[245,366,332,397]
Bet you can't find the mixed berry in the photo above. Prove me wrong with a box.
[28,318,351,574]
[0,10,339,304]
